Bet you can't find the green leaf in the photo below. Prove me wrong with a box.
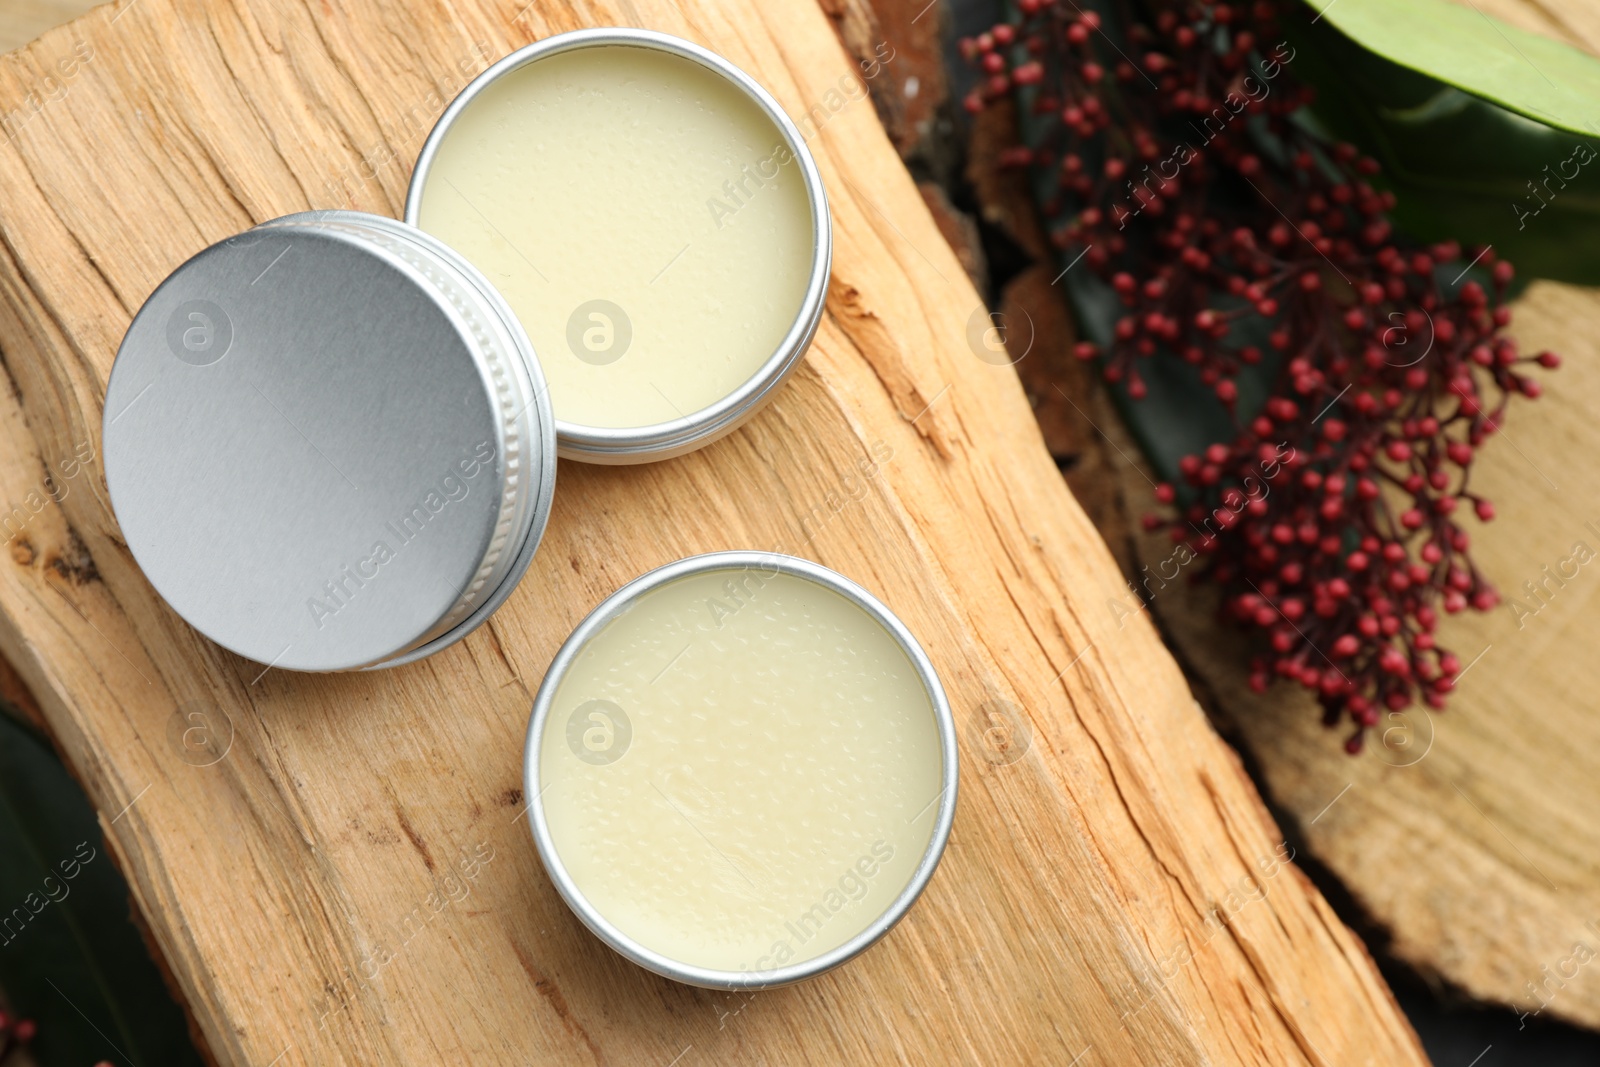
[0,712,204,1067]
[1301,0,1600,138]
[1289,8,1600,285]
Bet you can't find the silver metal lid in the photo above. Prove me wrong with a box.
[103,210,556,672]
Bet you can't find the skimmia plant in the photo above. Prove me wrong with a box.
[964,0,1557,751]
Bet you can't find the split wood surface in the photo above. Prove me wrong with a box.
[0,0,1426,1063]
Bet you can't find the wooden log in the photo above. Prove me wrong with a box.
[0,1,1425,1063]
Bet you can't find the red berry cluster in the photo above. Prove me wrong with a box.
[964,0,1555,750]
[0,1011,38,1062]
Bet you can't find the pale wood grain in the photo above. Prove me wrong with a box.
[0,1,1425,1063]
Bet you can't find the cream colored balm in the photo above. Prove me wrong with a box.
[537,563,946,977]
[415,42,816,432]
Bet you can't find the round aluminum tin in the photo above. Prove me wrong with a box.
[405,29,832,465]
[523,551,959,989]
[103,210,556,672]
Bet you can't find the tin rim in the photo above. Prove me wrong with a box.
[405,29,833,464]
[342,214,558,670]
[235,210,557,671]
[523,551,959,989]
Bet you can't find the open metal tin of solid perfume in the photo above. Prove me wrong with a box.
[407,28,832,464]
[524,552,959,988]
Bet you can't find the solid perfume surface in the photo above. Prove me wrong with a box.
[539,568,943,972]
[418,45,814,430]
